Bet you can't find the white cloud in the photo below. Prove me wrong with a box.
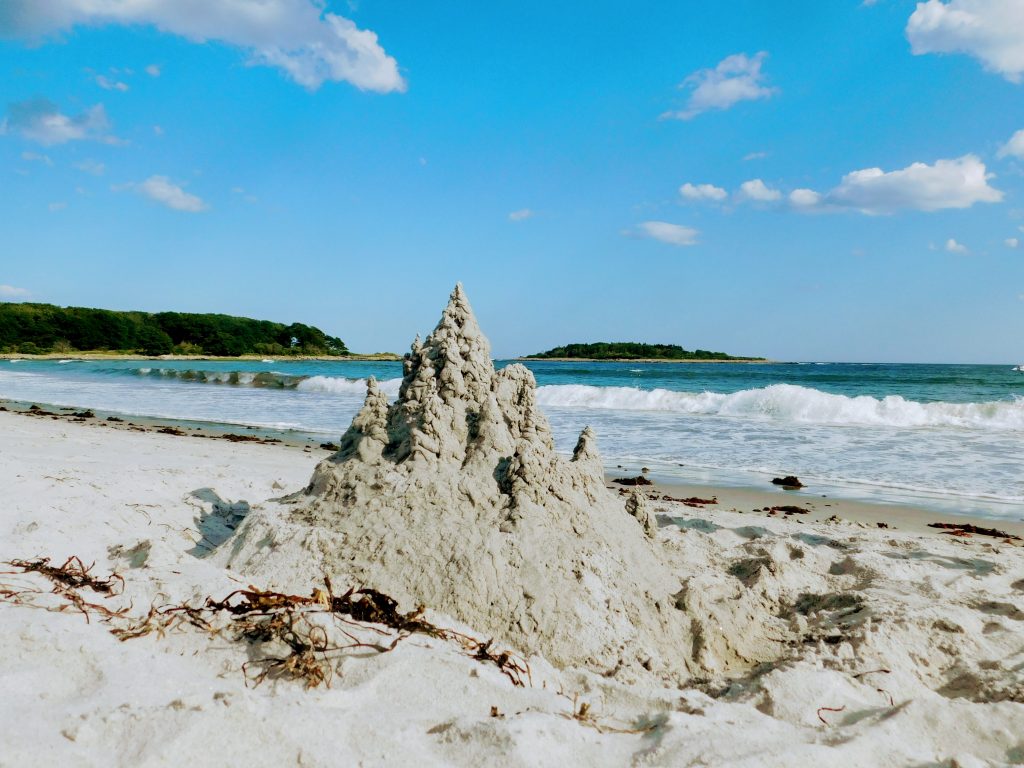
[946,238,968,253]
[74,159,105,175]
[1,99,114,145]
[743,151,768,161]
[679,182,727,202]
[21,150,52,166]
[508,208,534,222]
[827,154,1001,214]
[1006,237,1020,247]
[662,52,776,120]
[635,221,699,247]
[130,175,207,212]
[0,0,404,92]
[145,64,161,77]
[738,178,782,202]
[95,74,129,91]
[998,128,1024,159]
[695,155,1001,215]
[48,201,67,211]
[907,0,1024,82]
[0,284,30,299]
[789,188,822,208]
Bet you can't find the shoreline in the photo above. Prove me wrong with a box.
[2,400,1019,540]
[0,352,401,362]
[615,475,1024,539]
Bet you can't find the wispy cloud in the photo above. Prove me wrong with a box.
[74,159,105,176]
[48,201,67,212]
[0,284,30,299]
[145,64,161,77]
[123,175,208,213]
[1006,237,1020,248]
[508,208,534,222]
[907,0,1024,83]
[662,52,776,120]
[20,150,52,166]
[1,99,116,145]
[0,0,405,92]
[631,221,699,247]
[95,74,129,92]
[743,151,768,161]
[946,238,968,253]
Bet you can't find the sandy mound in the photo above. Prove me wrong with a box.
[221,285,787,683]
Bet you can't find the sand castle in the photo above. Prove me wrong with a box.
[223,284,719,683]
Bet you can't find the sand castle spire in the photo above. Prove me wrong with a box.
[225,283,724,685]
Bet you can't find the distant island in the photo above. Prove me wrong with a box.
[525,342,765,362]
[0,303,353,358]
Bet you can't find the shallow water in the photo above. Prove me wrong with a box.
[2,358,1022,519]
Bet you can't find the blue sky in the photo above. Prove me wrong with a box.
[2,0,1024,362]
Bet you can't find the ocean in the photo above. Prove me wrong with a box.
[2,358,1022,520]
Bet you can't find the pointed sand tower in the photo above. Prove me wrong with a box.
[223,284,698,683]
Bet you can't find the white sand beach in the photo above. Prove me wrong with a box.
[6,2,1024,764]
[2,298,1023,766]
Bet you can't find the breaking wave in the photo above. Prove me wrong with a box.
[127,368,309,388]
[96,368,1024,431]
[297,376,402,397]
[120,367,404,397]
[535,383,1024,431]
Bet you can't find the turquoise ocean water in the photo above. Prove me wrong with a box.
[2,358,1022,519]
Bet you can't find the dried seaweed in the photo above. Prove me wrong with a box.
[927,522,1021,541]
[2,557,532,691]
[2,556,126,624]
[817,704,846,725]
[660,494,717,508]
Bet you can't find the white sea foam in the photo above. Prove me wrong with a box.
[536,383,1024,431]
[297,375,402,398]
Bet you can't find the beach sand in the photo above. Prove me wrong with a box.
[2,408,1023,766]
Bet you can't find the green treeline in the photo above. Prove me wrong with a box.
[527,342,763,361]
[0,303,348,357]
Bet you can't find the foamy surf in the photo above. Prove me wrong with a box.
[297,375,402,397]
[536,383,1024,431]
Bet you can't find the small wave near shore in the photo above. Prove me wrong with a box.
[120,367,404,397]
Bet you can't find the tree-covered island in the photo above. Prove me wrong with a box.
[0,303,349,357]
[525,342,765,361]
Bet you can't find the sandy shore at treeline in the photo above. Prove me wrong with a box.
[0,352,401,361]
[1,406,1022,766]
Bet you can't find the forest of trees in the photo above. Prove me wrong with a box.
[526,342,763,361]
[0,303,348,357]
